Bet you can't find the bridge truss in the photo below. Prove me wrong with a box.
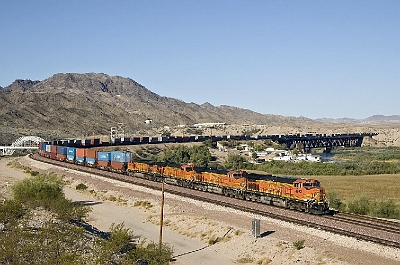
[0,136,45,156]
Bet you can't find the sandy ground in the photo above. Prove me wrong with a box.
[1,156,399,265]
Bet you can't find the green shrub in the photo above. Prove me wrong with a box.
[12,173,65,207]
[293,239,305,250]
[30,171,39,176]
[347,196,371,215]
[208,236,221,245]
[76,183,88,191]
[371,199,400,219]
[11,173,89,221]
[327,192,346,211]
[0,199,25,225]
[224,153,249,170]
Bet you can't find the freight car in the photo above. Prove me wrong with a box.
[38,143,330,214]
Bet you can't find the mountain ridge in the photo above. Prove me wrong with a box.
[0,73,398,144]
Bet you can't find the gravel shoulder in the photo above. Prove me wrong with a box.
[1,156,399,265]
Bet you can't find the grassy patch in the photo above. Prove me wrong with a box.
[133,200,153,209]
[236,255,254,264]
[257,257,272,265]
[318,174,400,205]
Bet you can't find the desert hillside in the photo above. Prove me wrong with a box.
[0,73,399,146]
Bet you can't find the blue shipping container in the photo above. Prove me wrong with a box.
[111,151,131,163]
[86,157,96,166]
[57,146,67,155]
[66,147,76,161]
[98,152,111,161]
[67,147,76,156]
[75,157,85,163]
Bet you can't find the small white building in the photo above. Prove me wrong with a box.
[273,155,293,161]
[193,122,226,128]
[296,154,321,162]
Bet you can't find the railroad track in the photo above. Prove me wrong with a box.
[326,212,400,234]
[30,154,400,249]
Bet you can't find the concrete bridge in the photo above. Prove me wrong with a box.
[0,136,45,156]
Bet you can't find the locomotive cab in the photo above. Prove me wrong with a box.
[227,170,247,179]
[181,164,195,172]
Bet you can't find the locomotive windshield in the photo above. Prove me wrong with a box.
[304,182,313,188]
[232,173,242,179]
[304,181,320,188]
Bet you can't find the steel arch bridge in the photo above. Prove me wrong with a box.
[0,136,45,156]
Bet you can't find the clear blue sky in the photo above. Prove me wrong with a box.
[1,1,399,119]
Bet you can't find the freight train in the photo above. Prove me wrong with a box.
[38,142,330,215]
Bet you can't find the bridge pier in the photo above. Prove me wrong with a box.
[324,147,332,153]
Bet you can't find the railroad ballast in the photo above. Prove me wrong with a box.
[38,142,330,215]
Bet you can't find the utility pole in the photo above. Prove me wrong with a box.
[159,177,165,250]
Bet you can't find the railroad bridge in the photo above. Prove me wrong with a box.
[273,133,378,152]
[0,136,45,156]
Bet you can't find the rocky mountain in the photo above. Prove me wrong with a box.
[1,73,399,146]
[0,73,320,144]
[363,115,400,123]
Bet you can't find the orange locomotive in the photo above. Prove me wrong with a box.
[127,159,329,214]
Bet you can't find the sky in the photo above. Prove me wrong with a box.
[1,1,399,119]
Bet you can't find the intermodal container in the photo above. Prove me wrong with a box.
[51,145,57,154]
[111,151,131,163]
[98,152,111,161]
[83,139,91,146]
[113,138,121,145]
[74,140,82,147]
[110,161,125,171]
[149,137,158,144]
[140,137,149,144]
[56,153,66,161]
[97,160,109,168]
[122,137,130,145]
[85,149,98,166]
[66,147,76,162]
[50,152,57,160]
[75,148,86,164]
[46,144,52,153]
[91,139,100,147]
[158,136,168,143]
[57,146,67,155]
[130,137,140,144]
